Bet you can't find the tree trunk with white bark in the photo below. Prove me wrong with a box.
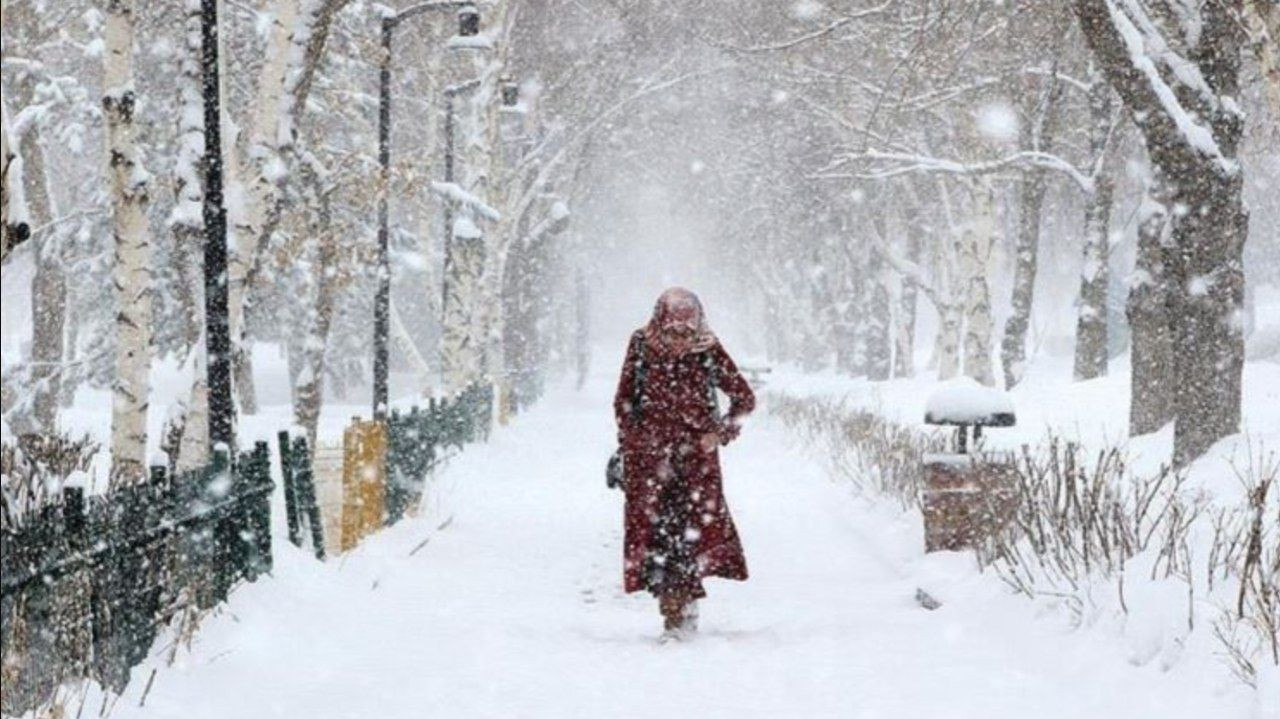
[961,185,996,386]
[104,0,154,486]
[292,167,337,450]
[229,0,300,414]
[231,0,349,414]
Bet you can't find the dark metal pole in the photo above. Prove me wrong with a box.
[202,0,234,451]
[374,18,393,419]
[441,92,455,320]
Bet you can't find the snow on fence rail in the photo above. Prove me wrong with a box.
[0,443,272,716]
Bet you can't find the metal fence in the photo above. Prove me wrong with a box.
[386,382,493,524]
[0,381,503,713]
[0,443,273,715]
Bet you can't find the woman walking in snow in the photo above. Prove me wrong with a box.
[613,287,756,640]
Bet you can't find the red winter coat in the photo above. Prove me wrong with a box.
[613,329,756,595]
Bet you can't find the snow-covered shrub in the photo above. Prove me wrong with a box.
[768,392,945,508]
[0,432,99,529]
[770,392,1279,688]
[977,440,1198,614]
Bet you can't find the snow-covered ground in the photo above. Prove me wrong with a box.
[79,366,1261,719]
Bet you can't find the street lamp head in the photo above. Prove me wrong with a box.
[458,5,480,37]
[501,76,519,107]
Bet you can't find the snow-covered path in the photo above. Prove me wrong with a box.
[109,373,1244,719]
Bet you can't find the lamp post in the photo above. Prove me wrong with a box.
[201,0,234,451]
[374,1,478,419]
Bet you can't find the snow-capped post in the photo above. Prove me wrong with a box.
[374,0,481,419]
[202,0,235,454]
[920,379,1018,552]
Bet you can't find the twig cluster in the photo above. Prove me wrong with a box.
[0,432,100,530]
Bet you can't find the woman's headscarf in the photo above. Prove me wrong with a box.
[643,287,717,358]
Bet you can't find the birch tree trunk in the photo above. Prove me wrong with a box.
[0,93,10,261]
[1000,98,1057,390]
[960,185,996,386]
[442,2,510,397]
[172,0,209,472]
[936,303,962,381]
[1127,182,1175,436]
[229,0,300,414]
[176,347,210,472]
[474,1,513,402]
[442,221,486,395]
[0,1,24,262]
[929,178,963,380]
[1000,169,1046,389]
[892,222,919,379]
[104,0,154,485]
[846,247,869,375]
[293,172,337,450]
[227,0,347,414]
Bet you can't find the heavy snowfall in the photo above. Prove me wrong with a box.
[2,1,1279,718]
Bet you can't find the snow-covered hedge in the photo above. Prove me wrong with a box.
[769,392,1279,693]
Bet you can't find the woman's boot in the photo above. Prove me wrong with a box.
[680,600,699,634]
[659,596,683,632]
[659,595,698,641]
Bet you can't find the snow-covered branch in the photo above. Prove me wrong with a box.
[710,2,893,54]
[431,181,501,221]
[842,148,1096,194]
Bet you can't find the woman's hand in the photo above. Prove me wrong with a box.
[699,432,720,452]
[716,414,747,442]
[700,419,742,451]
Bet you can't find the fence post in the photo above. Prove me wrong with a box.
[387,411,407,526]
[278,430,301,547]
[62,485,86,549]
[292,437,326,560]
[206,446,233,607]
[245,441,273,579]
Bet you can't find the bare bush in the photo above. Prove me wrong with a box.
[1211,451,1279,687]
[770,391,1278,687]
[768,393,945,508]
[978,440,1202,616]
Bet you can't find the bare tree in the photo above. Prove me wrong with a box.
[1072,0,1249,464]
